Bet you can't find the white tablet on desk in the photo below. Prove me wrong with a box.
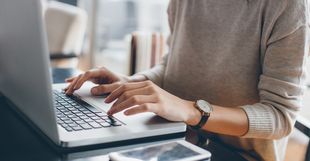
[109,140,211,161]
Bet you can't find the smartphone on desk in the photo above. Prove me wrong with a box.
[109,140,211,161]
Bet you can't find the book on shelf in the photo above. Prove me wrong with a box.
[128,32,167,75]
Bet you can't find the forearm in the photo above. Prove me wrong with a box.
[185,102,249,137]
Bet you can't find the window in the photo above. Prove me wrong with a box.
[79,0,169,75]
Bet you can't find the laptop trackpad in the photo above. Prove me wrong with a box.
[74,82,113,112]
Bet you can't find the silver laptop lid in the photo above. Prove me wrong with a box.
[0,0,59,143]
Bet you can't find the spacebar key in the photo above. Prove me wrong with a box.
[79,101,101,113]
[85,105,101,113]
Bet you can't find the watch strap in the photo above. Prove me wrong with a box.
[191,100,212,130]
[192,112,210,129]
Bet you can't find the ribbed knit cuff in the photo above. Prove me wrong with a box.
[241,104,275,138]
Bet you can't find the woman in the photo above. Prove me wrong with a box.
[65,1,309,161]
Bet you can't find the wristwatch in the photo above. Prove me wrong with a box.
[192,100,213,129]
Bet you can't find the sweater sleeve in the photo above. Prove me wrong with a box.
[241,1,309,139]
[137,54,168,87]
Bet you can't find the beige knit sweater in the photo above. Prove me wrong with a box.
[139,0,309,161]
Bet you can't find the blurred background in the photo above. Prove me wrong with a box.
[45,0,169,75]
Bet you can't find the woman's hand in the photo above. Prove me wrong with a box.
[105,80,201,125]
[64,67,128,95]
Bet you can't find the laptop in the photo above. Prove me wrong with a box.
[0,0,186,150]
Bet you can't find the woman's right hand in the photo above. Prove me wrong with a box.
[64,67,129,96]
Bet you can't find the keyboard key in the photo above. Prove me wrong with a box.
[77,106,86,110]
[82,118,93,122]
[65,127,73,132]
[76,113,85,116]
[92,116,102,120]
[60,124,69,128]
[60,117,70,121]
[79,108,89,112]
[70,109,80,113]
[96,113,108,117]
[95,119,106,123]
[57,114,65,118]
[75,120,86,124]
[80,124,92,130]
[64,120,73,124]
[72,126,83,131]
[57,107,66,111]
[61,102,69,106]
[61,109,68,112]
[67,107,75,111]
[70,117,78,121]
[105,118,116,123]
[68,123,78,127]
[99,122,111,127]
[86,113,96,117]
[79,115,88,119]
[63,111,72,115]
[89,122,101,128]
[111,121,122,126]
[82,110,92,114]
[67,114,76,118]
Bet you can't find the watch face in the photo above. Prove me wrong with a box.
[196,100,212,113]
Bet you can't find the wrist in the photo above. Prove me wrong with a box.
[127,74,148,83]
[183,101,202,126]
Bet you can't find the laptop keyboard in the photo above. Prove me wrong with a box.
[53,90,123,132]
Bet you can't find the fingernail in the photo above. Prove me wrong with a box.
[93,88,98,93]
[104,98,110,103]
[107,110,112,115]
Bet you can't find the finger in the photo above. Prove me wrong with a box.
[108,95,155,115]
[105,81,150,103]
[65,76,76,82]
[64,77,78,90]
[73,69,104,90]
[124,103,156,116]
[65,75,81,95]
[90,82,122,96]
[64,76,79,91]
[111,86,153,107]
[89,78,102,84]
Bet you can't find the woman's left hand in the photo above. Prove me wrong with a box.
[105,80,200,125]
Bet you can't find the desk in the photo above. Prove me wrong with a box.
[0,68,247,161]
